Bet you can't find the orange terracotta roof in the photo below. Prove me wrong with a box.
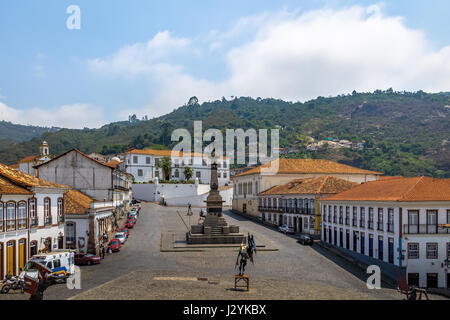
[127,148,228,159]
[64,189,93,215]
[218,185,233,191]
[322,176,450,202]
[0,176,32,194]
[258,176,358,196]
[235,158,382,177]
[379,176,403,180]
[18,155,37,163]
[9,163,19,169]
[0,163,69,189]
[104,160,121,168]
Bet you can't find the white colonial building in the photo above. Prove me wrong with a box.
[233,158,381,218]
[258,176,357,238]
[321,176,450,289]
[16,141,52,176]
[121,149,230,186]
[0,163,70,279]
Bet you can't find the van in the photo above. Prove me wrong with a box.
[19,249,75,280]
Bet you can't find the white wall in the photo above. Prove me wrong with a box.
[131,182,211,202]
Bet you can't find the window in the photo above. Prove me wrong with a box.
[29,198,36,218]
[7,202,15,231]
[368,208,374,229]
[426,210,438,234]
[377,208,384,231]
[146,157,150,164]
[18,202,27,229]
[224,172,227,179]
[448,243,450,259]
[53,259,61,268]
[196,171,201,178]
[57,198,63,216]
[352,207,357,226]
[408,210,419,234]
[155,170,159,178]
[345,206,350,225]
[174,169,179,178]
[138,169,143,177]
[408,243,419,259]
[426,243,438,259]
[218,172,221,178]
[388,208,394,232]
[248,182,252,194]
[133,156,138,164]
[360,207,365,227]
[44,198,50,217]
[66,222,75,244]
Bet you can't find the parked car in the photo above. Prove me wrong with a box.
[128,216,137,224]
[115,232,127,244]
[108,239,121,252]
[125,220,135,229]
[74,253,101,265]
[297,234,313,245]
[278,224,295,234]
[120,228,129,238]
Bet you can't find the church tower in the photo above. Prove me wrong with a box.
[40,141,49,156]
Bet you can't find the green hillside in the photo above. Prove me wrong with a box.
[1,90,449,177]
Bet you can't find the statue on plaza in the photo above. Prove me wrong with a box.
[235,233,256,276]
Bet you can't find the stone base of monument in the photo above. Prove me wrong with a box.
[186,231,245,244]
[186,213,245,244]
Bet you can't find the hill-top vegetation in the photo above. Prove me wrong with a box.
[1,90,449,177]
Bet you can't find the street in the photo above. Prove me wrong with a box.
[2,202,446,300]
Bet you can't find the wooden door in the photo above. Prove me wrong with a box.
[7,241,15,275]
[18,239,26,272]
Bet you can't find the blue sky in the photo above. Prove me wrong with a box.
[0,1,449,128]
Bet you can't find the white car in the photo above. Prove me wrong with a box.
[115,232,127,244]
[278,225,295,234]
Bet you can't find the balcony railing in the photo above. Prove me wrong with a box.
[377,222,384,231]
[6,219,15,231]
[45,216,52,226]
[352,218,357,227]
[339,217,343,224]
[333,216,337,223]
[345,218,350,226]
[360,219,365,228]
[368,221,374,230]
[58,215,65,223]
[387,223,394,233]
[17,218,27,230]
[29,218,39,228]
[403,224,449,235]
[258,206,283,212]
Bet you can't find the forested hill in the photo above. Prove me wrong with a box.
[0,121,59,142]
[1,90,449,177]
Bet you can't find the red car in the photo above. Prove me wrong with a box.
[74,253,101,265]
[109,239,121,252]
[125,221,135,229]
[120,228,129,238]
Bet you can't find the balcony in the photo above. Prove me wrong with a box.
[368,221,374,230]
[387,223,394,233]
[258,206,282,213]
[360,219,365,228]
[45,216,52,226]
[352,219,357,227]
[17,218,27,230]
[29,218,39,228]
[403,224,449,235]
[339,217,343,225]
[58,215,65,223]
[345,218,350,226]
[6,220,15,231]
[377,222,384,231]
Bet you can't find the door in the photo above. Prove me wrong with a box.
[378,237,384,261]
[388,239,394,264]
[18,239,26,273]
[242,204,247,214]
[361,234,365,255]
[447,273,450,289]
[369,235,373,257]
[408,273,419,287]
[293,217,297,233]
[299,218,303,233]
[339,230,343,247]
[427,273,438,289]
[30,241,37,257]
[353,232,357,252]
[328,229,332,244]
[334,229,337,246]
[7,241,15,276]
[58,236,64,249]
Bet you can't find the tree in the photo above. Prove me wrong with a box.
[157,156,172,180]
[183,166,193,181]
[188,96,199,106]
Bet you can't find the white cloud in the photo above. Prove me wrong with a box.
[0,102,105,129]
[89,4,450,118]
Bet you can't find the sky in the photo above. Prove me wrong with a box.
[0,0,450,129]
